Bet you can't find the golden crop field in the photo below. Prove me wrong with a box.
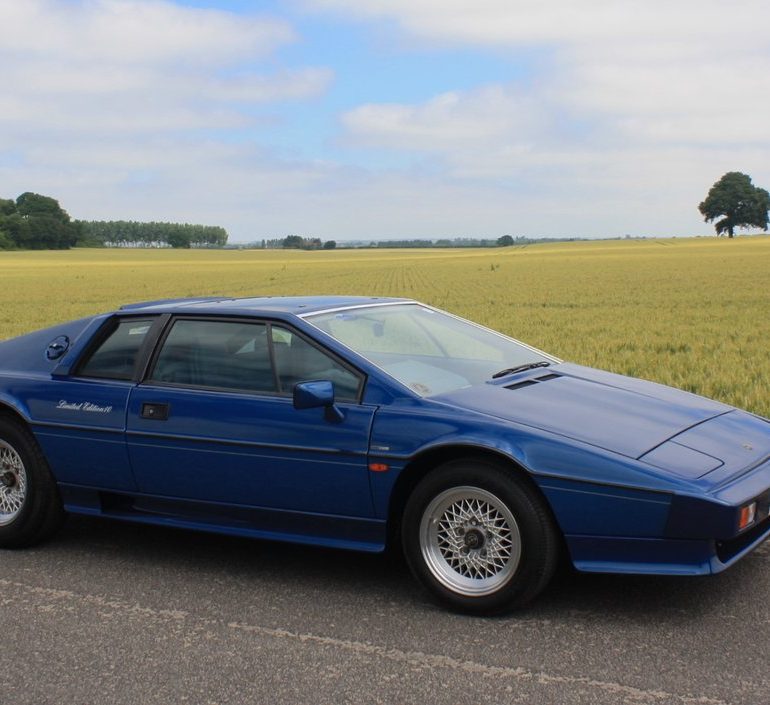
[1,236,769,416]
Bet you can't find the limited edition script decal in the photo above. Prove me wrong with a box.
[57,400,114,413]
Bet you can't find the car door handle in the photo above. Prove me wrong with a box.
[141,402,170,420]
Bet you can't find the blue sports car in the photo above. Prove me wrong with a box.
[1,296,769,613]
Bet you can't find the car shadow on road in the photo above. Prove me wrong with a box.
[47,514,760,626]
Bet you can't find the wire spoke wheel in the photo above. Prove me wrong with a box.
[404,460,559,613]
[0,419,65,548]
[0,439,27,526]
[419,486,521,597]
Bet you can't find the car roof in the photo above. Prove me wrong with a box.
[118,295,413,317]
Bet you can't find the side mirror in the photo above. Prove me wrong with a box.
[293,380,344,423]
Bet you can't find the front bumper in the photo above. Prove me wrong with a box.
[569,515,770,576]
[568,456,770,576]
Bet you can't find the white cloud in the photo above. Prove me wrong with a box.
[1,0,768,241]
[304,0,766,48]
[0,0,337,238]
[1,1,293,65]
[0,0,332,140]
[336,75,770,237]
[315,0,770,147]
[311,0,770,238]
[0,65,332,137]
[343,86,546,152]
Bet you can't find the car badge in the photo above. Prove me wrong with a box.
[742,442,754,451]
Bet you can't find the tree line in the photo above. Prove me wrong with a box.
[262,236,337,250]
[77,220,228,248]
[258,235,567,249]
[0,192,228,249]
[3,177,768,251]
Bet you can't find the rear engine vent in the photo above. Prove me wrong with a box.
[536,373,561,382]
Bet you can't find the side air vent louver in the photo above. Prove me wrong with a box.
[505,373,561,390]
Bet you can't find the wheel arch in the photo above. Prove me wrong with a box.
[0,399,32,430]
[386,443,550,547]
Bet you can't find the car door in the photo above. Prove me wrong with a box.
[125,317,376,518]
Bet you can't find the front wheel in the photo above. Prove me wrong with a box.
[402,459,559,614]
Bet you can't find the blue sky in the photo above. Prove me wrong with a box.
[1,0,769,242]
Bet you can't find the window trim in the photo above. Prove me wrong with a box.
[142,315,367,403]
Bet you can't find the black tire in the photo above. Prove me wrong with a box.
[402,458,559,615]
[0,418,65,548]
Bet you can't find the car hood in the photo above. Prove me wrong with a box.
[435,363,733,459]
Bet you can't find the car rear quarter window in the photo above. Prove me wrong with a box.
[77,318,155,380]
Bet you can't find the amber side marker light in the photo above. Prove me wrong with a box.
[368,463,389,473]
[738,502,757,531]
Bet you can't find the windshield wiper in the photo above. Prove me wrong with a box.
[491,361,552,379]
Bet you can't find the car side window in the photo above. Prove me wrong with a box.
[150,319,277,393]
[271,325,362,402]
[77,318,155,380]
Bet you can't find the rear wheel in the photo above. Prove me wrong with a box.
[402,459,559,614]
[0,419,64,548]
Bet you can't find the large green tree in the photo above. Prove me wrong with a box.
[16,192,68,220]
[0,192,81,249]
[699,172,770,238]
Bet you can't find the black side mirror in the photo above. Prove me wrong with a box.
[293,380,344,423]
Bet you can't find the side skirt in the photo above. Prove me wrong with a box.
[58,485,387,553]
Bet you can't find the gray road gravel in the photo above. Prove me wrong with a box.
[2,515,768,705]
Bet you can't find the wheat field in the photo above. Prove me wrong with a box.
[2,236,769,416]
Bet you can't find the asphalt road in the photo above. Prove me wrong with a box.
[1,515,768,705]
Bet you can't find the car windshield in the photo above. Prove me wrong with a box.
[305,303,555,397]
